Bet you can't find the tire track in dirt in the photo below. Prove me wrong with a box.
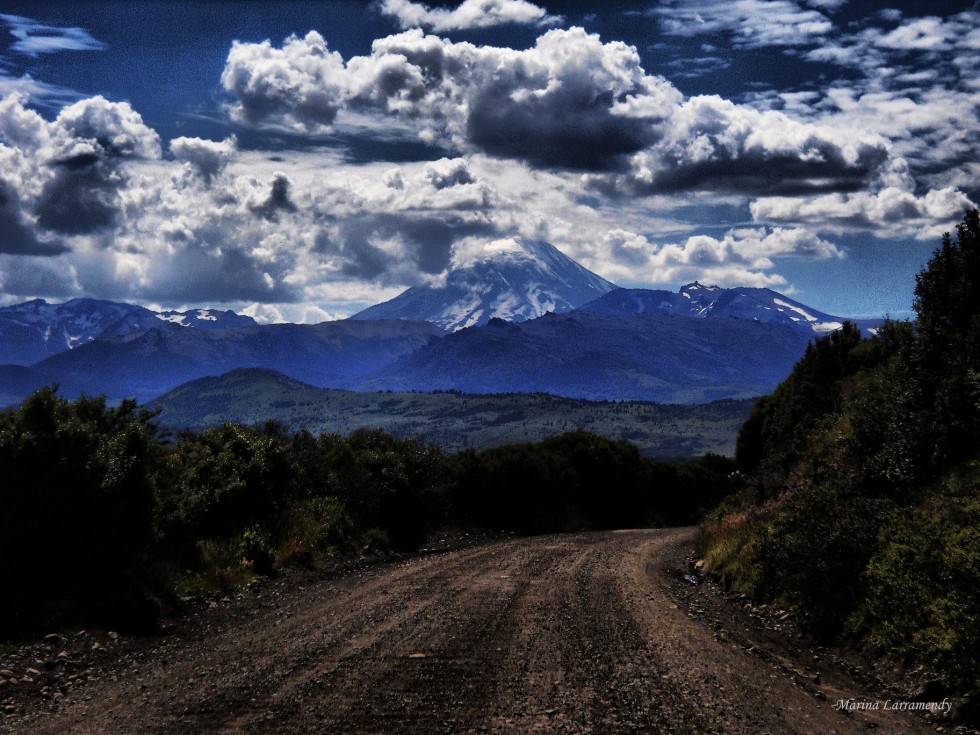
[8,530,941,735]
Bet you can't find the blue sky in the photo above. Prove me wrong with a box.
[0,0,976,322]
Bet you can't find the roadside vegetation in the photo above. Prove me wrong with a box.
[0,395,733,639]
[699,210,980,694]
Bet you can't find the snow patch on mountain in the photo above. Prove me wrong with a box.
[772,298,816,322]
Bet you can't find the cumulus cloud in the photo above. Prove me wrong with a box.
[423,157,476,189]
[222,27,682,170]
[53,96,161,159]
[221,31,348,130]
[318,158,499,281]
[219,26,899,196]
[170,136,237,184]
[0,94,160,250]
[0,120,511,309]
[379,0,561,32]
[587,95,889,196]
[584,226,842,287]
[0,14,106,57]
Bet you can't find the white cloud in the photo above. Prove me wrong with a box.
[761,82,980,193]
[450,235,526,268]
[0,14,106,57]
[221,31,348,130]
[54,96,161,159]
[751,186,977,240]
[874,15,959,51]
[587,94,888,196]
[379,0,561,32]
[226,27,682,170]
[170,136,237,184]
[0,94,160,252]
[804,11,980,69]
[241,301,351,324]
[581,225,841,288]
[220,25,894,196]
[0,72,84,108]
[651,0,834,48]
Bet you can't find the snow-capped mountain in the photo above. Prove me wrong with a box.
[350,238,616,331]
[578,283,878,336]
[0,298,257,366]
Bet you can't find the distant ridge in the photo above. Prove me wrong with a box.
[350,238,616,331]
[578,283,880,336]
[0,297,257,366]
[363,309,815,403]
[26,319,444,403]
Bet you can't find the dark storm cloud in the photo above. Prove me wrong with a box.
[143,243,299,304]
[35,156,121,235]
[0,254,79,298]
[0,178,68,256]
[465,84,653,170]
[251,173,298,220]
[334,212,495,282]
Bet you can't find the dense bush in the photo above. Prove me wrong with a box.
[735,320,864,483]
[451,432,734,534]
[0,390,159,635]
[700,209,980,692]
[154,423,298,566]
[289,428,449,552]
[858,468,980,689]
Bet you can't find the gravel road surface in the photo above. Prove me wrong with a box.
[3,529,943,734]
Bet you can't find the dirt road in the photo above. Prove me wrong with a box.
[4,529,942,734]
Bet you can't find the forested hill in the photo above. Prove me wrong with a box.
[148,368,755,458]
